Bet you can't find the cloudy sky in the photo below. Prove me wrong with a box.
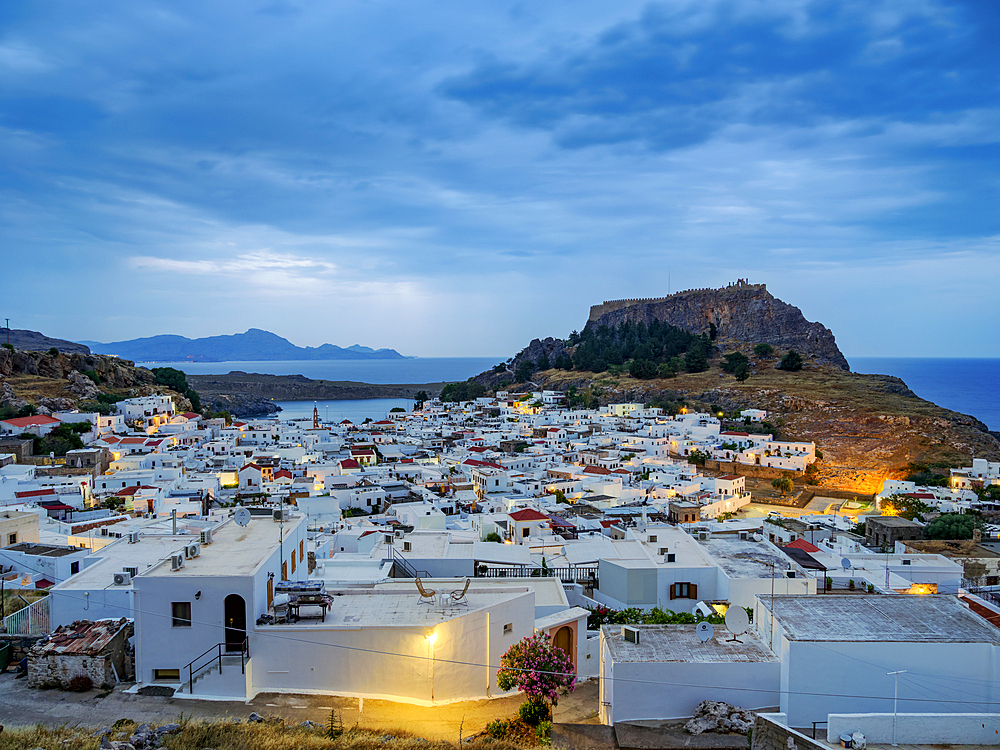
[2,0,998,358]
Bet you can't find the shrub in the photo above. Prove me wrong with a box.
[777,350,803,371]
[83,369,101,384]
[1,343,13,351]
[753,343,774,357]
[536,720,553,745]
[67,674,93,692]
[519,696,552,726]
[496,632,576,705]
[48,347,59,356]
[484,532,503,543]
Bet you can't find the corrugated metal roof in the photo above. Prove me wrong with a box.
[31,618,132,657]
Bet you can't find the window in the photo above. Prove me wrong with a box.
[503,623,513,635]
[299,540,304,561]
[649,535,657,543]
[70,561,80,574]
[667,554,676,563]
[153,668,180,681]
[281,561,288,580]
[291,555,296,574]
[171,602,192,627]
[7,533,15,545]
[522,526,530,538]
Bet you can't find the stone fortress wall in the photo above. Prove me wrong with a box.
[588,280,767,322]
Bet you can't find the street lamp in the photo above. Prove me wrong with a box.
[887,670,907,746]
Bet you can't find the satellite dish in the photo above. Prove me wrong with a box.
[234,507,252,527]
[841,557,852,570]
[696,621,715,642]
[725,606,751,642]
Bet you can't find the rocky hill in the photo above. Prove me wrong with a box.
[187,372,446,416]
[2,328,91,355]
[465,283,998,492]
[0,347,190,415]
[588,282,850,370]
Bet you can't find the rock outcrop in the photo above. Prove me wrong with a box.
[589,282,850,370]
[0,348,156,389]
[684,700,755,735]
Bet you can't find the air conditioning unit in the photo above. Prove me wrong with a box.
[200,529,213,545]
[394,529,403,538]
[128,531,140,544]
[273,508,290,522]
[170,554,184,571]
[123,566,139,578]
[113,572,132,586]
[185,543,201,558]
[698,531,710,541]
[622,625,641,644]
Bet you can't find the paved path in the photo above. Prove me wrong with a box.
[0,673,599,742]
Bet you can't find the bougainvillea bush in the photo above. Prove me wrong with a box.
[496,632,576,705]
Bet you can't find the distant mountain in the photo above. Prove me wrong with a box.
[3,329,91,355]
[81,329,406,362]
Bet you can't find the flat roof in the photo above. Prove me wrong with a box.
[5,543,79,557]
[767,595,1000,643]
[262,586,531,629]
[147,516,302,578]
[700,537,794,579]
[602,624,778,664]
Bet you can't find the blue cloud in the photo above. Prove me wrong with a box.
[443,1,997,149]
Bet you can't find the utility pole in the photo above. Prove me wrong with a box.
[4,319,9,346]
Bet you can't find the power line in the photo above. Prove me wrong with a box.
[4,565,996,709]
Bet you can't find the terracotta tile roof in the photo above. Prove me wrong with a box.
[340,458,361,469]
[583,465,612,475]
[786,538,821,553]
[719,474,742,480]
[721,431,749,437]
[15,488,56,499]
[181,412,201,419]
[2,415,61,428]
[509,508,548,522]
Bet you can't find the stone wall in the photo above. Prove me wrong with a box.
[751,714,826,750]
[0,634,45,668]
[29,651,115,689]
[588,282,768,322]
[705,459,805,481]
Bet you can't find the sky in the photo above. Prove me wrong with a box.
[2,0,998,358]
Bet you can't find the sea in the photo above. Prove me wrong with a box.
[849,358,999,431]
[152,357,501,423]
[151,356,999,431]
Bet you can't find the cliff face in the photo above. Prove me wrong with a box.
[589,283,850,370]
